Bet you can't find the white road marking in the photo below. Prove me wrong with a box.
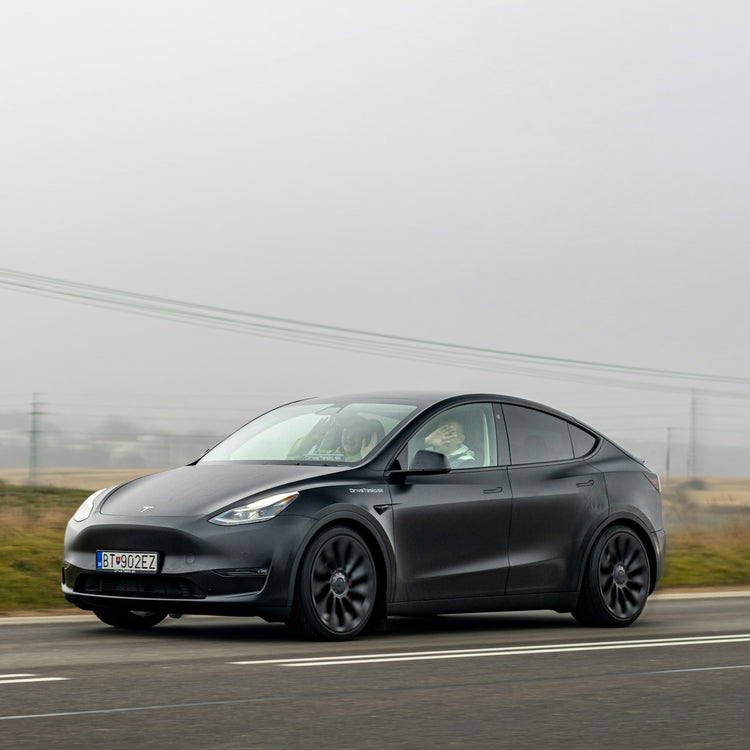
[652,590,750,600]
[653,664,750,674]
[231,633,750,668]
[1,697,290,721]
[3,640,749,722]
[0,674,68,685]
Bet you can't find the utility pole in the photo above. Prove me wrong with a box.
[665,426,674,481]
[29,393,44,485]
[687,390,697,477]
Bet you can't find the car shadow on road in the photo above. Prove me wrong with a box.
[77,609,581,644]
[383,611,581,637]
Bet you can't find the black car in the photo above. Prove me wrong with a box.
[63,392,666,640]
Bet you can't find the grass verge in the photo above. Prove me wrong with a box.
[660,525,750,588]
[0,482,88,613]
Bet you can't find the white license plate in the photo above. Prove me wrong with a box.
[96,550,159,573]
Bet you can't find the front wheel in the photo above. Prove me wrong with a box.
[290,526,377,640]
[573,525,651,627]
[93,609,167,630]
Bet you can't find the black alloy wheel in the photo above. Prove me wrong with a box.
[291,526,377,640]
[573,525,651,627]
[93,609,167,629]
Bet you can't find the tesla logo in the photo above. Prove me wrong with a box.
[141,506,155,513]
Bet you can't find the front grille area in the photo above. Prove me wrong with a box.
[76,574,205,599]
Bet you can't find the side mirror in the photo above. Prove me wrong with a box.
[388,450,451,483]
[410,449,451,472]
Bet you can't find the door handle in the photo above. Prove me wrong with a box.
[483,486,504,494]
[576,479,594,487]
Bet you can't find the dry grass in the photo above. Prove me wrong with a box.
[0,481,87,611]
[660,524,750,588]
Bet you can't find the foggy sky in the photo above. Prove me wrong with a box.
[2,1,749,463]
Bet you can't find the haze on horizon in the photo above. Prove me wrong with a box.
[1,1,749,475]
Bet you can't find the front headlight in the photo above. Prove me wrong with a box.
[71,487,112,523]
[209,492,299,526]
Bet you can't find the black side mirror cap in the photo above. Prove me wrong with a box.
[410,449,451,472]
[387,450,451,482]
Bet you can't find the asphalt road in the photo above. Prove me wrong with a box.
[1,593,749,749]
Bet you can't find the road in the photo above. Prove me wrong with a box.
[1,592,749,749]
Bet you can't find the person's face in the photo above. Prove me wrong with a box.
[433,421,464,452]
[341,427,363,455]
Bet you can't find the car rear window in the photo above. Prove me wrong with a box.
[503,405,575,464]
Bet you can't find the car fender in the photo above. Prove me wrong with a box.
[284,503,397,608]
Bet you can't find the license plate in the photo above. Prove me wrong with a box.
[96,550,159,573]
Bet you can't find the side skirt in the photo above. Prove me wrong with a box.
[388,592,579,617]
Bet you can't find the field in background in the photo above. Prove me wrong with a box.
[0,473,749,614]
[0,467,160,491]
[662,476,750,527]
[660,476,750,588]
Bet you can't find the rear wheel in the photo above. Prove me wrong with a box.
[93,609,167,630]
[290,526,377,640]
[573,525,651,627]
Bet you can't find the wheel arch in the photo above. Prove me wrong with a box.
[577,515,660,596]
[286,511,394,612]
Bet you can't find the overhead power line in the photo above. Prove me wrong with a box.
[2,266,750,395]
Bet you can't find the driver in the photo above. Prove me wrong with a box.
[424,418,476,468]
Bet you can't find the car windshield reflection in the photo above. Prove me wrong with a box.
[199,400,417,464]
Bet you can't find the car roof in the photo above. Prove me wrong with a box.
[291,391,594,429]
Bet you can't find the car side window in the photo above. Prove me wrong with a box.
[569,423,597,458]
[503,405,575,464]
[405,403,498,470]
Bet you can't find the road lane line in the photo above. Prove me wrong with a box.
[652,664,750,674]
[0,696,293,721]
[230,633,750,668]
[652,590,750,600]
[288,638,750,667]
[0,677,69,685]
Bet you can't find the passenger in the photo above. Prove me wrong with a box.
[287,416,338,459]
[361,419,386,458]
[339,416,380,461]
[289,415,377,462]
[424,418,476,468]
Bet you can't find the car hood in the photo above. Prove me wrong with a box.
[98,462,347,517]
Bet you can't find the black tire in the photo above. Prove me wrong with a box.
[290,526,377,640]
[93,609,167,630]
[573,525,651,627]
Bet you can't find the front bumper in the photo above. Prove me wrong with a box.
[62,512,313,621]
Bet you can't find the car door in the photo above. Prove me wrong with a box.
[389,402,512,602]
[501,404,608,594]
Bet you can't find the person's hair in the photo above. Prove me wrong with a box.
[366,418,385,442]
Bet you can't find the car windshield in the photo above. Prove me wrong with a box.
[200,400,418,464]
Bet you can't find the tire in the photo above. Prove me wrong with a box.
[290,526,377,640]
[93,609,167,630]
[573,525,651,627]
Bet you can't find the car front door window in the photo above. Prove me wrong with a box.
[406,403,498,470]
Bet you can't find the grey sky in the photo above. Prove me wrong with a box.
[2,1,749,468]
